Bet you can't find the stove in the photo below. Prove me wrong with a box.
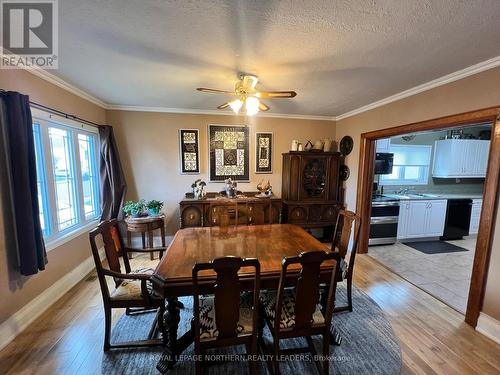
[369,195,400,245]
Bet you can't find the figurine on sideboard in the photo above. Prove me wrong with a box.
[224,177,238,198]
[256,179,273,198]
[191,179,206,199]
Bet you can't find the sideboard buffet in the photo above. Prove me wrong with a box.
[179,192,282,228]
[178,151,344,242]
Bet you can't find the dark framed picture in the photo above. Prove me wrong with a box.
[179,129,200,174]
[208,124,249,182]
[255,132,273,173]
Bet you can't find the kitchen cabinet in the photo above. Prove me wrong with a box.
[376,138,391,152]
[432,139,490,178]
[398,199,447,239]
[469,199,483,234]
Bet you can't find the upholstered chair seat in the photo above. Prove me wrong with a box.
[197,294,254,341]
[260,288,325,330]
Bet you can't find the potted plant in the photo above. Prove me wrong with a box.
[146,200,164,216]
[123,200,146,218]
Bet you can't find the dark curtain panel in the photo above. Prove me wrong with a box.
[99,125,127,221]
[0,91,47,275]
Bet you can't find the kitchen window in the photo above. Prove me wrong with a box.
[32,108,100,248]
[380,144,432,186]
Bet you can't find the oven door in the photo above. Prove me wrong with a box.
[371,202,399,217]
[369,216,399,245]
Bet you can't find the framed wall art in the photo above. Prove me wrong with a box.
[255,132,273,173]
[179,129,200,174]
[208,124,249,182]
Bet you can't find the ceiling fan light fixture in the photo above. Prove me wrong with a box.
[228,99,243,114]
[245,96,260,116]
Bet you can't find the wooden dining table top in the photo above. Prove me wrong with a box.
[151,224,332,296]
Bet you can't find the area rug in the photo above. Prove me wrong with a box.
[102,284,401,374]
[403,240,468,254]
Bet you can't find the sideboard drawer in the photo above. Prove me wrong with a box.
[288,206,308,223]
[181,206,203,227]
[247,204,265,225]
[322,205,339,222]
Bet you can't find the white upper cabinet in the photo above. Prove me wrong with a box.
[432,139,490,178]
[376,138,391,152]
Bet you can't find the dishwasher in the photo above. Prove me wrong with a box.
[440,199,473,240]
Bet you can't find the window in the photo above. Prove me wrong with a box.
[380,144,432,186]
[31,108,100,246]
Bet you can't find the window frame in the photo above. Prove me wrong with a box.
[31,108,101,250]
[379,144,432,186]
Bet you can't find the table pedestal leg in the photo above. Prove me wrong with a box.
[156,297,192,373]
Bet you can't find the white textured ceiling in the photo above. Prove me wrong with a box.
[56,0,500,117]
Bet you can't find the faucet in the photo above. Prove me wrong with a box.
[397,187,410,195]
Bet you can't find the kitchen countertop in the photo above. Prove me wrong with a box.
[383,193,483,201]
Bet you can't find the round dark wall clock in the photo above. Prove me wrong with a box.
[340,136,353,156]
[340,164,350,181]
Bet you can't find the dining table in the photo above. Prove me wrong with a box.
[152,223,337,372]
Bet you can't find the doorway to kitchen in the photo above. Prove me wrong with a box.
[355,107,500,327]
[368,122,491,314]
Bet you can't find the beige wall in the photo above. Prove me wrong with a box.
[106,110,336,235]
[0,70,106,323]
[1,65,499,327]
[335,66,500,320]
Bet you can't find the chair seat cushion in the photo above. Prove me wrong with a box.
[339,258,348,280]
[260,288,325,331]
[109,268,155,301]
[198,294,254,342]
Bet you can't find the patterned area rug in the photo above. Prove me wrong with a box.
[102,284,401,374]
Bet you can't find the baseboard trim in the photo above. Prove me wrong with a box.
[476,312,500,345]
[0,248,105,352]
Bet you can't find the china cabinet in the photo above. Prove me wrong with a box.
[281,152,343,239]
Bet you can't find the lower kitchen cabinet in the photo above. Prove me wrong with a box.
[469,199,483,234]
[398,199,447,240]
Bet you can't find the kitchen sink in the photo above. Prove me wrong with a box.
[384,193,442,199]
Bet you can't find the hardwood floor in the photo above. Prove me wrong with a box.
[1,253,499,374]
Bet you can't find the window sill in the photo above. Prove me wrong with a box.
[45,220,99,252]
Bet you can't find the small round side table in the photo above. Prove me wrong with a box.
[124,215,166,260]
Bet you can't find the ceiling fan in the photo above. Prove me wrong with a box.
[196,74,297,116]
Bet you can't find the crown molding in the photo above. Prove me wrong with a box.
[24,65,108,108]
[334,55,500,121]
[105,104,335,121]
[24,55,500,122]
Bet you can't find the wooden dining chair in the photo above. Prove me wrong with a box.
[192,256,260,375]
[331,210,361,313]
[89,219,168,351]
[259,251,342,375]
[209,200,239,227]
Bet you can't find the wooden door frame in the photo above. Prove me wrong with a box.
[355,106,500,327]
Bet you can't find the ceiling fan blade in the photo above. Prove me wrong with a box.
[259,102,270,111]
[197,88,235,95]
[217,102,230,109]
[257,91,297,98]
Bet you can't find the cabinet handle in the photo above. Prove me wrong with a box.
[249,217,253,222]
[249,206,253,212]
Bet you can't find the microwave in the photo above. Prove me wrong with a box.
[374,153,394,175]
